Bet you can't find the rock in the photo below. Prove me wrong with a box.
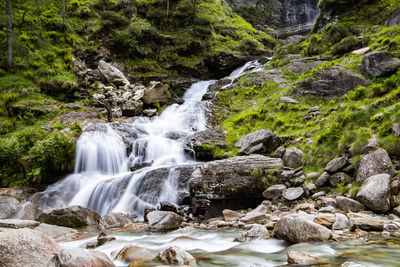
[52,248,115,267]
[235,129,280,155]
[146,211,183,232]
[293,175,305,186]
[262,184,286,200]
[183,127,227,160]
[270,146,286,158]
[122,222,150,232]
[360,51,400,78]
[313,213,335,228]
[33,223,78,241]
[36,206,100,228]
[143,108,157,117]
[287,250,319,265]
[329,172,352,187]
[121,100,143,117]
[97,232,116,246]
[312,191,326,199]
[239,212,269,224]
[352,47,371,55]
[336,196,366,212]
[325,157,348,173]
[279,170,295,183]
[234,224,269,242]
[143,81,170,106]
[282,187,304,201]
[282,148,303,168]
[189,155,283,200]
[393,122,400,137]
[361,137,380,154]
[115,245,156,263]
[348,213,384,231]
[295,66,371,98]
[0,219,40,229]
[0,228,60,267]
[391,179,400,195]
[333,213,349,230]
[274,214,331,243]
[222,209,241,221]
[0,195,19,219]
[98,60,130,86]
[155,246,197,266]
[356,149,393,184]
[158,201,178,213]
[341,262,366,267]
[280,96,299,104]
[315,171,330,188]
[133,89,145,101]
[99,212,133,230]
[303,183,317,196]
[307,172,320,180]
[356,174,391,213]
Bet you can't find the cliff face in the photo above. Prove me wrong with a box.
[229,0,319,28]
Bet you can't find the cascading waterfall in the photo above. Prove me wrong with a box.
[36,61,263,218]
[281,0,319,27]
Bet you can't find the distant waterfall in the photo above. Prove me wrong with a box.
[280,0,319,27]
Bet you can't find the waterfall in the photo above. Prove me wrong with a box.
[36,62,261,218]
[281,0,319,28]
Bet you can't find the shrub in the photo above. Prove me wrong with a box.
[332,36,361,55]
[381,135,400,157]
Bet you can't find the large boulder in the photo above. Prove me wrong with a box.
[282,148,303,168]
[274,214,331,243]
[0,195,19,219]
[183,127,227,160]
[98,59,130,86]
[98,212,133,230]
[295,66,371,98]
[189,155,283,200]
[235,129,280,155]
[146,211,183,232]
[155,246,197,266]
[360,51,400,78]
[51,248,115,267]
[33,223,78,241]
[356,173,391,213]
[0,228,60,267]
[143,81,170,106]
[36,206,100,228]
[356,148,393,184]
[234,224,269,243]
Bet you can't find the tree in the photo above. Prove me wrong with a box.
[5,0,12,68]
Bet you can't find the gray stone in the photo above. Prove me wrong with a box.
[356,174,391,213]
[332,213,349,230]
[360,51,400,78]
[287,250,319,265]
[36,205,100,228]
[280,96,299,104]
[274,214,331,243]
[293,175,305,186]
[155,246,197,266]
[329,172,352,187]
[282,187,304,201]
[52,248,115,267]
[315,172,330,188]
[143,108,157,117]
[270,146,286,158]
[146,211,183,232]
[386,9,400,26]
[325,157,348,173]
[348,213,384,231]
[33,223,78,240]
[282,148,304,168]
[0,219,40,229]
[239,212,269,224]
[336,196,366,212]
[98,212,133,230]
[307,172,320,179]
[235,129,280,155]
[234,224,269,242]
[183,127,227,160]
[279,170,295,183]
[121,100,143,116]
[262,184,286,200]
[0,228,60,267]
[356,148,393,184]
[312,191,326,199]
[0,196,19,219]
[143,81,170,106]
[98,60,130,86]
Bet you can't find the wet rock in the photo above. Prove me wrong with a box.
[98,59,130,86]
[158,201,178,213]
[33,223,78,241]
[282,148,303,168]
[315,171,330,188]
[121,100,143,117]
[183,127,227,160]
[222,209,241,221]
[235,129,280,155]
[336,196,366,212]
[348,213,384,231]
[155,246,197,266]
[356,148,394,184]
[0,219,40,229]
[52,248,115,267]
[115,245,156,263]
[189,155,283,200]
[122,222,150,232]
[262,184,286,200]
[99,212,133,230]
[287,250,319,265]
[341,262,366,267]
[143,81,170,106]
[0,228,60,267]
[143,108,157,117]
[295,66,371,98]
[360,51,400,78]
[36,205,101,228]
[329,172,352,187]
[270,146,286,158]
[239,212,269,224]
[274,214,331,243]
[356,173,391,213]
[147,211,183,232]
[0,195,20,219]
[282,187,304,201]
[313,213,335,228]
[234,224,269,242]
[332,213,349,230]
[97,232,116,246]
[325,157,348,173]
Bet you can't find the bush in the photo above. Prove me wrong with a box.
[381,135,400,157]
[332,36,361,55]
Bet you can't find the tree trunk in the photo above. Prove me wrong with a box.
[6,0,13,68]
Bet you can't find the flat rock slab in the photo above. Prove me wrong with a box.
[0,219,40,229]
[283,187,304,201]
